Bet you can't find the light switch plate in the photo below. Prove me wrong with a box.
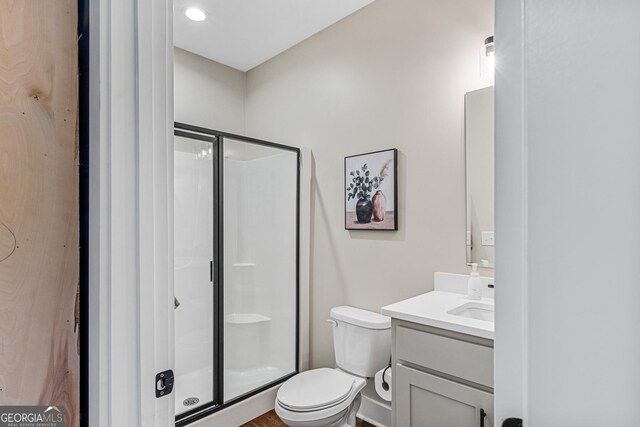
[481,231,495,246]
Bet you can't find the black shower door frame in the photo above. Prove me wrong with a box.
[174,122,301,426]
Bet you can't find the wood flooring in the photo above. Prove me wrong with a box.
[242,409,375,427]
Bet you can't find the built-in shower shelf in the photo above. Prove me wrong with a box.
[231,262,257,268]
[224,313,270,325]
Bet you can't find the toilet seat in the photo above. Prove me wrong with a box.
[278,368,357,411]
[275,368,366,424]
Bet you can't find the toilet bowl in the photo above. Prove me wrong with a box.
[275,306,391,427]
[275,368,366,427]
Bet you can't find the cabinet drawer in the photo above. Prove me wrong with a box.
[395,325,493,388]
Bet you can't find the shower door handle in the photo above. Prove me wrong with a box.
[210,260,214,283]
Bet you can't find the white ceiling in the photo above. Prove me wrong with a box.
[173,0,375,72]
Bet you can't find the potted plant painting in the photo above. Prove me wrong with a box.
[345,149,398,231]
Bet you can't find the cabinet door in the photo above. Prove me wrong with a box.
[395,364,493,427]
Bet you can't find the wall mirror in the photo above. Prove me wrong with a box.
[465,86,494,268]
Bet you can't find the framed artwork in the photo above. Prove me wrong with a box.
[344,148,398,231]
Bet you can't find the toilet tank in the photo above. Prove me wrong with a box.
[330,306,391,377]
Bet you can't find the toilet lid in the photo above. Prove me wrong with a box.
[277,368,357,412]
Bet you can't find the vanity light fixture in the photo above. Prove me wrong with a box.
[484,36,495,57]
[185,7,206,22]
[484,36,495,71]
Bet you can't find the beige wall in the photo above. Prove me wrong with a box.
[244,0,494,368]
[174,47,246,133]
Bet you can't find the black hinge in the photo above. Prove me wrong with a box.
[155,369,174,398]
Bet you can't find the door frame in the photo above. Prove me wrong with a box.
[83,0,313,424]
[494,0,527,423]
[86,0,174,425]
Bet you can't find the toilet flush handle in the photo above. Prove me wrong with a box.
[326,319,338,327]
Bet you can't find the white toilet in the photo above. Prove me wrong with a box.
[275,306,391,427]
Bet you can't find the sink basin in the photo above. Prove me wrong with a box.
[447,301,494,322]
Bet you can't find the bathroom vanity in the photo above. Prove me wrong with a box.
[382,273,494,427]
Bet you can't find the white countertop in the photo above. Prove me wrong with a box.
[381,291,495,340]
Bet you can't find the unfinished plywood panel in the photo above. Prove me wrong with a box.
[0,1,79,426]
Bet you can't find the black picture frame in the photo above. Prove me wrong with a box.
[344,148,398,231]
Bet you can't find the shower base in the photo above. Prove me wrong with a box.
[174,365,291,415]
[224,365,290,401]
[175,367,214,416]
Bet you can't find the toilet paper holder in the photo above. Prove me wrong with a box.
[381,356,391,391]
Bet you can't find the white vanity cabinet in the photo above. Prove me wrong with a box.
[392,320,494,427]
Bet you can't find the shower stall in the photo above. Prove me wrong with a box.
[173,123,299,424]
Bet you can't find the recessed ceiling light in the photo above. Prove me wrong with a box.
[185,7,206,22]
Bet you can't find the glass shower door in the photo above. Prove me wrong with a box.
[173,124,299,422]
[222,138,299,402]
[174,131,217,416]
